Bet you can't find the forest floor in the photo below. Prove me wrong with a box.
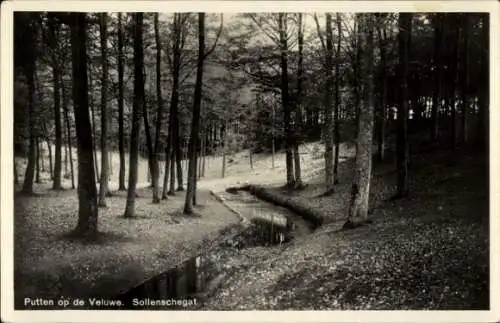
[200,142,489,310]
[14,184,241,308]
[14,139,489,309]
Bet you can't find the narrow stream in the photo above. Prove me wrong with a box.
[115,187,315,310]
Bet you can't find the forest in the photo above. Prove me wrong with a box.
[13,11,489,310]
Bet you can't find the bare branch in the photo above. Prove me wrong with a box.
[313,13,327,54]
[203,13,224,60]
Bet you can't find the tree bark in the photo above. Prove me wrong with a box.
[477,15,489,150]
[345,14,375,226]
[62,76,75,189]
[161,128,172,199]
[89,74,99,183]
[431,14,444,142]
[324,13,335,193]
[279,13,295,187]
[98,13,109,206]
[184,12,205,215]
[334,13,342,184]
[52,69,62,187]
[124,13,144,218]
[396,13,411,198]
[117,12,126,191]
[450,15,461,152]
[461,15,470,145]
[46,137,53,179]
[293,13,304,189]
[152,12,163,203]
[35,136,41,183]
[49,17,63,190]
[21,19,37,194]
[175,120,184,190]
[70,12,98,238]
[377,23,387,162]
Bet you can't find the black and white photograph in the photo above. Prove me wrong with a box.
[2,0,499,322]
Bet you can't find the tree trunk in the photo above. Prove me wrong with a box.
[14,157,19,185]
[345,14,375,226]
[98,13,109,206]
[46,137,53,179]
[70,12,98,238]
[48,16,64,190]
[184,13,205,214]
[175,120,184,191]
[396,13,411,198]
[451,16,461,152]
[324,13,335,193]
[169,143,176,195]
[89,75,99,183]
[41,139,46,172]
[293,13,304,189]
[151,12,163,203]
[162,122,173,199]
[334,13,342,184]
[461,15,470,145]
[279,13,295,187]
[124,13,144,218]
[143,99,156,197]
[117,12,126,191]
[477,15,489,149]
[431,14,444,142]
[62,77,75,189]
[377,24,387,162]
[21,22,37,194]
[35,136,41,183]
[64,139,69,175]
[271,106,276,168]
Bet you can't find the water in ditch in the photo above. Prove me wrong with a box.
[115,188,315,310]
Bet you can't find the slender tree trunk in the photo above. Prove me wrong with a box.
[52,65,63,189]
[431,14,444,142]
[70,12,98,238]
[124,13,144,218]
[64,139,69,175]
[41,140,46,172]
[293,13,304,189]
[48,15,64,190]
[98,13,109,206]
[184,13,205,214]
[451,16,461,152]
[461,15,470,145]
[271,106,276,168]
[279,13,295,187]
[334,13,342,183]
[117,12,126,191]
[169,143,176,195]
[175,120,184,191]
[35,136,41,183]
[46,137,53,179]
[396,13,411,198]
[62,78,75,189]
[162,121,173,199]
[89,75,99,183]
[21,24,37,194]
[14,156,19,185]
[477,15,489,150]
[345,13,375,226]
[142,100,156,194]
[324,13,335,193]
[377,23,387,162]
[221,124,227,178]
[151,13,163,203]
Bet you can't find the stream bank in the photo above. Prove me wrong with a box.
[113,186,318,310]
